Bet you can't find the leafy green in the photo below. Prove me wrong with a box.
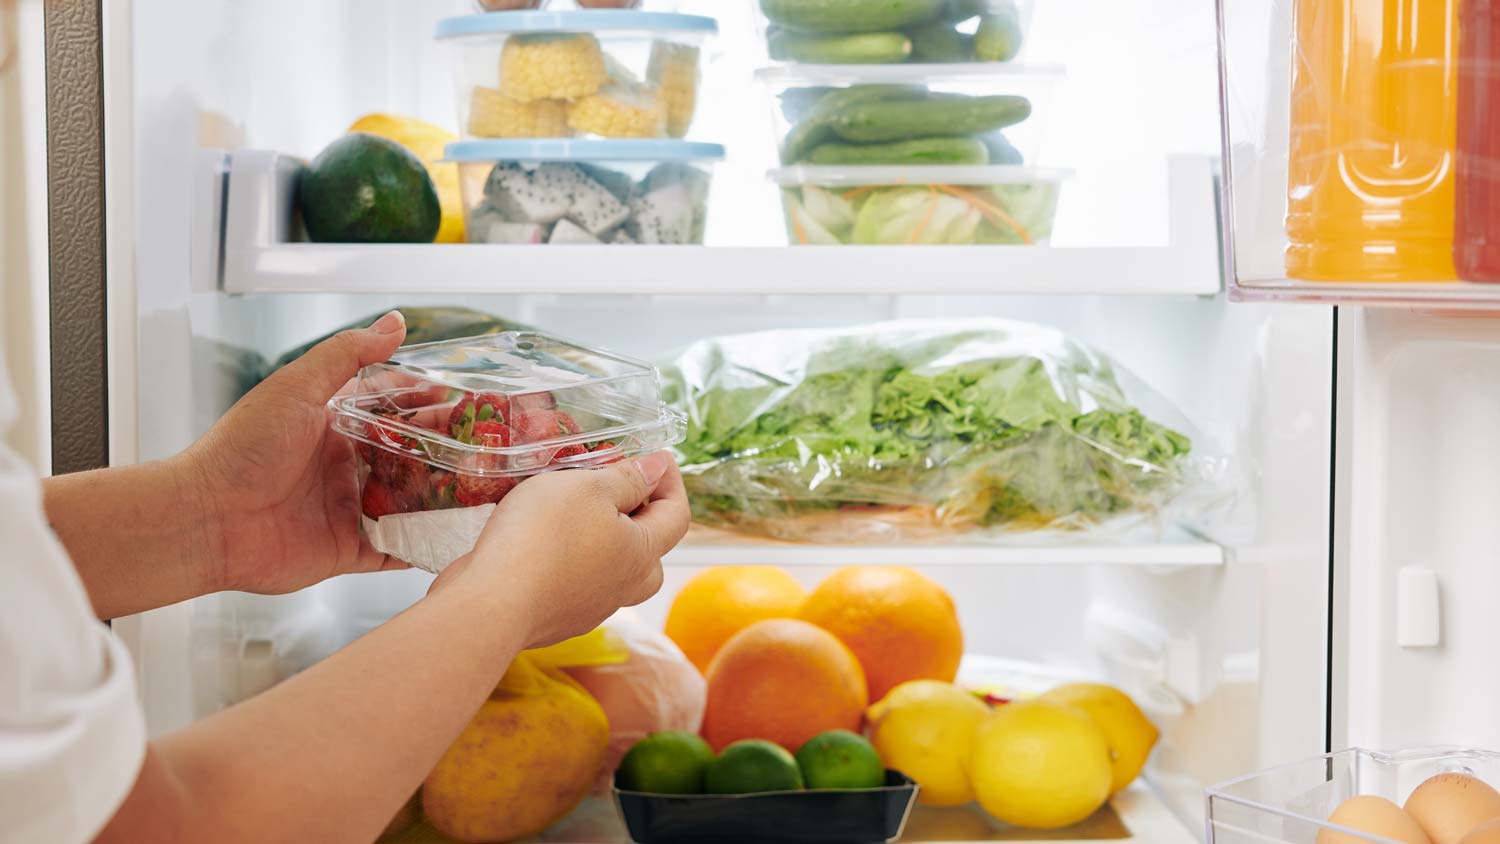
[664,323,1196,539]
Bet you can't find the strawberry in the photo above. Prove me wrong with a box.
[552,444,589,462]
[448,392,511,443]
[589,441,623,464]
[512,409,581,444]
[512,391,557,414]
[423,471,459,510]
[470,420,512,448]
[361,478,402,519]
[455,473,517,507]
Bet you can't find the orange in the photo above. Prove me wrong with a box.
[701,618,868,752]
[665,566,808,673]
[797,566,963,702]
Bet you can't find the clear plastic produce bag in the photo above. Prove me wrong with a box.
[662,320,1237,544]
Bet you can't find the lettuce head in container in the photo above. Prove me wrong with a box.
[662,319,1239,544]
[330,332,685,573]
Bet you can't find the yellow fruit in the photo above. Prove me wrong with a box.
[665,566,808,673]
[797,566,964,702]
[567,86,667,138]
[970,699,1113,829]
[647,42,700,138]
[1040,682,1159,793]
[423,657,608,842]
[500,34,607,102]
[467,86,570,139]
[347,114,464,244]
[867,680,989,806]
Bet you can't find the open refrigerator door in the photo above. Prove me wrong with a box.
[50,0,1357,841]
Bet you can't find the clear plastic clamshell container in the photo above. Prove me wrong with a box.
[757,64,1060,169]
[436,11,716,140]
[752,0,1036,65]
[770,164,1066,245]
[445,139,724,244]
[329,332,685,572]
[1207,747,1500,844]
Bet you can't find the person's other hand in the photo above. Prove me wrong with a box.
[184,310,409,595]
[432,451,689,649]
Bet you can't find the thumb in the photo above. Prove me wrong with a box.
[593,451,674,514]
[275,310,406,402]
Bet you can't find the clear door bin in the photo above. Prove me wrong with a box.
[436,11,716,140]
[1207,748,1500,844]
[329,332,685,573]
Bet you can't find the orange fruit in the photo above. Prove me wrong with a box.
[797,566,963,702]
[665,566,808,673]
[702,618,868,752]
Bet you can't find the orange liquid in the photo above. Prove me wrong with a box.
[1287,0,1460,281]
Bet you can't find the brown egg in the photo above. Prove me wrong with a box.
[1317,795,1432,844]
[1461,820,1500,844]
[1404,773,1500,844]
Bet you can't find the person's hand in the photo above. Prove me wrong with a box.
[432,451,689,649]
[184,310,410,595]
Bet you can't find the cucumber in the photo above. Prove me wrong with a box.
[980,131,1023,164]
[781,85,929,163]
[769,30,913,63]
[827,94,1031,143]
[906,18,973,61]
[974,1,1023,61]
[805,136,991,165]
[760,0,946,34]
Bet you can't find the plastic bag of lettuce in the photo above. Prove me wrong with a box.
[662,320,1233,544]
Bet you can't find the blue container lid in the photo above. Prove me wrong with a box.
[436,10,717,39]
[445,139,726,163]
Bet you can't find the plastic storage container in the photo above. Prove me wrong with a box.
[436,11,716,140]
[329,332,685,573]
[1207,747,1500,844]
[770,164,1065,245]
[444,139,724,245]
[759,66,1059,168]
[753,0,1035,65]
[478,1,670,10]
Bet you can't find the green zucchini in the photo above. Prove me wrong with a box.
[827,94,1031,143]
[760,0,946,34]
[906,18,973,61]
[804,136,991,165]
[769,30,913,63]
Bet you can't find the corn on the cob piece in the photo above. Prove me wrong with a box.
[499,34,607,102]
[567,85,667,138]
[467,86,571,138]
[647,42,700,139]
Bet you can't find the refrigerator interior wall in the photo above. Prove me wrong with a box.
[1333,308,1500,751]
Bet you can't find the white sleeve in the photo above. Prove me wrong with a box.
[0,440,147,844]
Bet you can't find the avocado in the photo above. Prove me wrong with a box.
[760,0,946,34]
[298,132,441,244]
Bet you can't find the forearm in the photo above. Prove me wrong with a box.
[43,456,223,620]
[97,567,526,844]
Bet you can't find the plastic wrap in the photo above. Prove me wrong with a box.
[562,611,707,793]
[662,320,1231,544]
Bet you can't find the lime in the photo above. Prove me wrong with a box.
[616,731,716,795]
[795,730,885,790]
[704,740,805,794]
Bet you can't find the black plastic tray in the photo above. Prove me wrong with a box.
[614,770,918,844]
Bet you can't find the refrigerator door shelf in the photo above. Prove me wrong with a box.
[665,532,1226,568]
[209,149,1223,297]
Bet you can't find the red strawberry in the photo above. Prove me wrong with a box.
[455,473,516,507]
[589,441,623,464]
[448,392,511,443]
[512,391,557,414]
[512,409,581,444]
[552,444,589,462]
[423,471,459,510]
[470,420,512,448]
[361,478,402,519]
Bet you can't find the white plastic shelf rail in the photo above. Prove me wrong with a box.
[201,149,1223,297]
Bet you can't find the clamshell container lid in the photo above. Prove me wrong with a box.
[329,332,684,477]
[435,10,718,39]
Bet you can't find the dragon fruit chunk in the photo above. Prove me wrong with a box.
[483,162,569,224]
[548,218,603,244]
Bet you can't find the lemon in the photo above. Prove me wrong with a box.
[347,114,464,243]
[970,699,1113,829]
[1040,682,1159,794]
[867,680,989,806]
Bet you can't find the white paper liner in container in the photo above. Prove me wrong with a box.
[362,509,494,574]
[660,319,1245,545]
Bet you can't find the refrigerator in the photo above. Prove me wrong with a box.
[32,0,1496,840]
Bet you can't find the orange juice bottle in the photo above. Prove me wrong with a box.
[1286,0,1460,281]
